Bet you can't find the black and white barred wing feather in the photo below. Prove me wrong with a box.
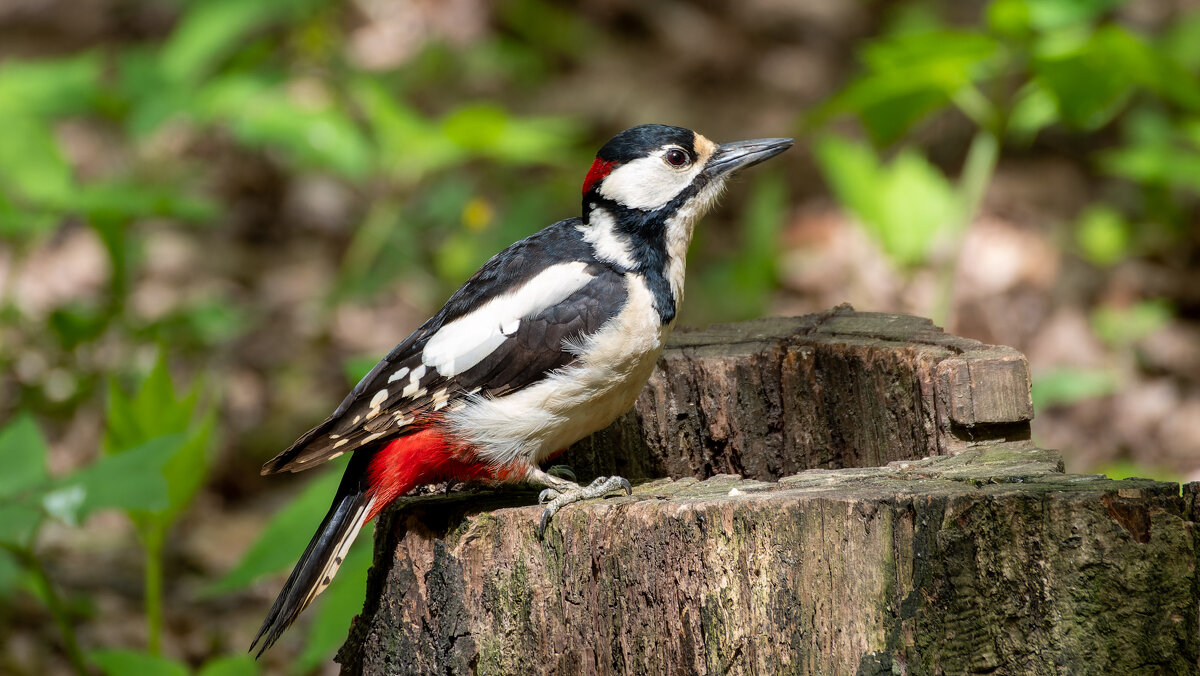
[261,222,627,474]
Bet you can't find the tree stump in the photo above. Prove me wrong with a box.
[336,311,1200,675]
[565,306,1033,482]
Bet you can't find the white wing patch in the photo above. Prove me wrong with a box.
[597,150,704,210]
[369,389,388,409]
[387,366,410,384]
[421,262,595,377]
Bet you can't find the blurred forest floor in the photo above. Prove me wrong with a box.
[1,0,1198,674]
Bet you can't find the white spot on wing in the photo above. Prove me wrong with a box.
[387,366,410,384]
[334,438,349,448]
[370,389,388,409]
[410,364,426,382]
[422,262,595,377]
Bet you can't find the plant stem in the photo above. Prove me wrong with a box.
[12,546,90,676]
[143,525,165,655]
[933,129,1000,329]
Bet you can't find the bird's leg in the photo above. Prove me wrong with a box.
[525,467,632,537]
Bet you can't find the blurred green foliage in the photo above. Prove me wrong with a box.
[812,0,1200,419]
[812,0,1200,272]
[0,356,213,673]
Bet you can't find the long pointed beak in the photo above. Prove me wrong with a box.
[703,137,793,179]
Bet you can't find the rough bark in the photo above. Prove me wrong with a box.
[336,312,1196,674]
[564,307,1033,482]
[339,444,1199,675]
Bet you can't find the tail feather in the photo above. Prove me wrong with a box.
[250,453,376,657]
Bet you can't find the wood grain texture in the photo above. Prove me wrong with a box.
[338,444,1199,675]
[565,307,1033,482]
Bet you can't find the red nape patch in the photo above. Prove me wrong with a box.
[365,428,520,522]
[581,158,617,195]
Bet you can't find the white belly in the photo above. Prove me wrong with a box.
[446,275,671,469]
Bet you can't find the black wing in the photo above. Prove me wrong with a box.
[261,221,628,474]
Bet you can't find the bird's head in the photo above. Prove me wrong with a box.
[581,124,792,219]
[579,124,792,272]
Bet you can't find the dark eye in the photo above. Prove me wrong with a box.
[664,148,689,167]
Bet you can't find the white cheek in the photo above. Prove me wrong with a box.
[598,156,702,210]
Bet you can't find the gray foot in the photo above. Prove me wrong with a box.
[536,475,632,537]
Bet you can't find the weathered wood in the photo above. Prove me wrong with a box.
[565,307,1033,482]
[338,444,1199,675]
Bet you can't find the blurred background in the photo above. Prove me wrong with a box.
[1,0,1197,673]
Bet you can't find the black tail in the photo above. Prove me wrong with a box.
[251,452,375,657]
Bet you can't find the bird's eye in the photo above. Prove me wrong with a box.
[664,148,690,167]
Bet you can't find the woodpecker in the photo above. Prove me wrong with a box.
[250,124,792,655]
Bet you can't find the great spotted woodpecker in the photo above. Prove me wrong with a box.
[250,124,792,655]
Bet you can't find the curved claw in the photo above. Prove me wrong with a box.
[538,508,552,538]
[538,488,560,504]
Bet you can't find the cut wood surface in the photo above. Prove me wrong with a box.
[565,307,1034,483]
[338,444,1199,674]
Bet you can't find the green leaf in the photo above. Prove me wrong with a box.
[207,463,345,594]
[45,435,182,525]
[442,104,581,165]
[814,136,960,267]
[1007,81,1060,139]
[1098,111,1200,193]
[818,30,1000,145]
[105,351,204,453]
[1034,26,1200,129]
[1161,10,1200,71]
[1023,0,1122,31]
[90,649,189,676]
[103,351,214,539]
[352,79,463,181]
[1031,368,1119,411]
[0,503,44,548]
[0,53,101,116]
[1091,300,1173,348]
[293,537,371,672]
[0,413,49,499]
[0,549,23,599]
[0,112,75,208]
[160,0,277,85]
[197,654,260,676]
[1075,206,1131,266]
[199,76,373,178]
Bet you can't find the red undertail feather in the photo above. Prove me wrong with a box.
[365,427,523,520]
[252,425,526,657]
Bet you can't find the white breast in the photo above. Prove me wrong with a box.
[446,274,670,469]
